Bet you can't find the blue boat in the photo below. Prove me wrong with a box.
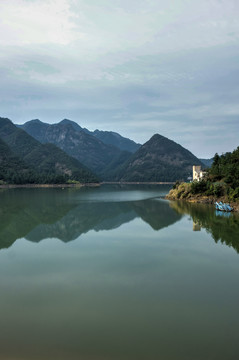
[215,201,233,212]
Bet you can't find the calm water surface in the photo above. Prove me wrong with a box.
[0,185,239,360]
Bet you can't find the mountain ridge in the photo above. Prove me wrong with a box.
[4,117,205,183]
[0,117,98,184]
[17,119,133,176]
[18,118,141,153]
[113,133,204,182]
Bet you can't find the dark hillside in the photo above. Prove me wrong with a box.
[18,119,122,174]
[93,129,141,153]
[0,117,98,184]
[115,134,203,182]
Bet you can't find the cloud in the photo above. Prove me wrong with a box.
[0,0,81,46]
[0,0,239,157]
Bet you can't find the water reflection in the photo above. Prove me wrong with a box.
[0,186,180,249]
[1,186,239,360]
[170,200,239,253]
[1,186,239,254]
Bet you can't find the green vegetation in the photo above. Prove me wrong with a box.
[0,117,99,184]
[115,134,203,182]
[209,148,239,201]
[167,147,239,203]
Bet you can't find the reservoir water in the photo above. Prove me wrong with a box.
[0,185,239,360]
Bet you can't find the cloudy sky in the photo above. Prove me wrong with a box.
[0,0,238,157]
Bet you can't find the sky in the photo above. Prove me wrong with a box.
[0,0,239,158]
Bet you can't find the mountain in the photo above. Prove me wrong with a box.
[17,119,50,143]
[18,118,90,142]
[114,134,204,182]
[200,158,213,168]
[59,119,91,134]
[18,119,130,176]
[0,137,34,184]
[92,129,141,153]
[18,119,141,154]
[0,117,98,184]
[15,119,204,182]
[51,119,141,152]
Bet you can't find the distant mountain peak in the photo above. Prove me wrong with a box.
[59,118,78,125]
[30,119,42,123]
[58,119,85,132]
[28,119,49,125]
[116,132,203,182]
[149,133,172,142]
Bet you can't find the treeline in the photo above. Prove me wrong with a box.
[0,170,97,185]
[210,147,239,187]
[192,146,239,201]
[0,138,98,185]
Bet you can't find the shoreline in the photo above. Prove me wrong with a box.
[0,183,100,189]
[166,194,239,212]
[102,181,175,185]
[0,181,174,189]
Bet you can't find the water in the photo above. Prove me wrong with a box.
[0,185,239,360]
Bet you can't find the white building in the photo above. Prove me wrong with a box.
[193,165,206,181]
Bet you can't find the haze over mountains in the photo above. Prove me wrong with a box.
[0,117,204,184]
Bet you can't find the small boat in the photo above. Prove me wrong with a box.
[215,201,233,212]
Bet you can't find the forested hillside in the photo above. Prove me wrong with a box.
[0,117,98,184]
[18,119,128,175]
[167,147,239,203]
[0,138,35,184]
[17,119,204,182]
[111,134,203,182]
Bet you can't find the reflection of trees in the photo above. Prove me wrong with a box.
[0,188,75,249]
[170,201,239,253]
[0,188,182,250]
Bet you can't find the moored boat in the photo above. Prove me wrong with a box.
[215,201,233,212]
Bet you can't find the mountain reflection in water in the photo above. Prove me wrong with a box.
[1,186,239,254]
[0,185,180,249]
[1,186,239,360]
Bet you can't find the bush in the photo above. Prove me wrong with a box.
[213,183,224,197]
[173,180,182,190]
[228,187,239,201]
[190,180,208,195]
[205,183,214,196]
